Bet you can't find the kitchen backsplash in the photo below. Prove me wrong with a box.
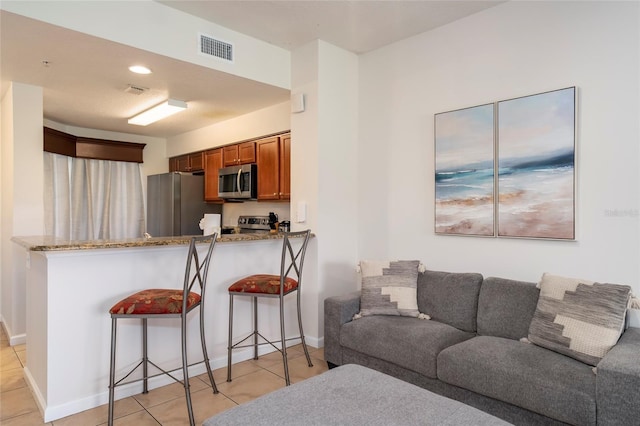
[222,201,290,227]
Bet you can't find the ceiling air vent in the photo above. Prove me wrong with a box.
[199,33,233,62]
[124,84,148,95]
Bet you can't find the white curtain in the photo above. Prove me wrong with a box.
[44,152,145,240]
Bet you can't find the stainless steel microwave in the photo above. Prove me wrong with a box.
[218,164,257,200]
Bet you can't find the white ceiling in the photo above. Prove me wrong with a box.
[158,1,503,54]
[0,1,502,139]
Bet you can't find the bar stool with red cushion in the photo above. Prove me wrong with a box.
[107,234,218,426]
[227,229,312,386]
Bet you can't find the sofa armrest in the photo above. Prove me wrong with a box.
[324,291,360,366]
[597,327,640,425]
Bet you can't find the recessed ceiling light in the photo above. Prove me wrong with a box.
[129,65,152,75]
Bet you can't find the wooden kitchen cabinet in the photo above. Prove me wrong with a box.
[223,141,255,166]
[44,127,145,163]
[204,148,224,202]
[256,134,290,201]
[279,133,291,199]
[169,152,204,172]
[170,155,188,172]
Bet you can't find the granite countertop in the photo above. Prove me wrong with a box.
[11,232,300,252]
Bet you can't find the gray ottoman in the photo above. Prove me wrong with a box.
[204,364,511,425]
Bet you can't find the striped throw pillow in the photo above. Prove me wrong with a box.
[355,260,422,319]
[527,273,631,366]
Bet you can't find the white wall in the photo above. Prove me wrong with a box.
[291,41,360,338]
[1,83,44,343]
[358,1,640,325]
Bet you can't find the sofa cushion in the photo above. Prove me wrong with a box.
[340,315,474,378]
[417,270,483,332]
[477,277,540,340]
[438,336,596,426]
[356,260,422,318]
[528,273,631,366]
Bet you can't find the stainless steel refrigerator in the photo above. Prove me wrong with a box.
[146,172,222,237]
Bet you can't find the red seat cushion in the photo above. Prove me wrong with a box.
[109,289,200,315]
[228,274,298,294]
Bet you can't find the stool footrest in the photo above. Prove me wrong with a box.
[229,331,302,354]
[112,358,210,389]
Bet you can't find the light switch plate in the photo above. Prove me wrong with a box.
[296,201,307,222]
[291,93,305,114]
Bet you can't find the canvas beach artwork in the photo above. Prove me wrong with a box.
[497,87,576,239]
[435,104,495,236]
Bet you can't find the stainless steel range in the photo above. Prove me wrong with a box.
[237,215,271,233]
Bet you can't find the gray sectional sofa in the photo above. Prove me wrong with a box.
[324,270,640,426]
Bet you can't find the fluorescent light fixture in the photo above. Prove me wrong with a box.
[129,65,152,74]
[128,99,187,126]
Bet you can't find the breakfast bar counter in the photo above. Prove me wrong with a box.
[12,233,317,422]
[11,231,296,252]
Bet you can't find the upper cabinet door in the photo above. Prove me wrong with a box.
[189,152,204,171]
[279,134,291,200]
[204,149,223,202]
[174,154,190,172]
[223,145,239,167]
[256,134,290,201]
[170,152,204,172]
[223,142,256,166]
[238,141,256,164]
[256,136,281,200]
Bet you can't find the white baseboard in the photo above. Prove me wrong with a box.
[23,367,46,418]
[25,347,284,422]
[0,317,27,346]
[20,334,325,422]
[306,335,323,348]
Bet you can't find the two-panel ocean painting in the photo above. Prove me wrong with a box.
[435,87,575,239]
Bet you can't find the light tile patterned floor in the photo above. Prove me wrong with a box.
[0,326,327,425]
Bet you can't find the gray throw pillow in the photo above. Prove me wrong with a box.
[355,260,426,319]
[527,273,631,366]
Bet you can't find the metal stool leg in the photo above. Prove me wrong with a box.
[142,318,148,394]
[108,317,117,426]
[253,296,259,360]
[227,294,234,382]
[181,313,195,426]
[279,296,290,386]
[297,290,313,367]
[199,304,218,394]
